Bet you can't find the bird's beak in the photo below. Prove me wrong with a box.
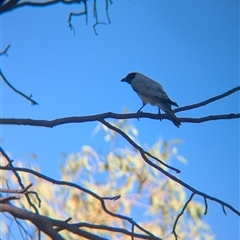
[121,78,126,82]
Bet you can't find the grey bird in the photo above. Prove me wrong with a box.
[121,72,181,128]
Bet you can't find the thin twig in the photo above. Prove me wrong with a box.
[0,147,160,240]
[204,197,208,215]
[1,148,39,214]
[99,120,240,218]
[68,0,87,34]
[0,70,38,105]
[0,183,33,194]
[105,0,111,24]
[172,193,195,240]
[0,195,21,202]
[0,0,84,14]
[0,44,11,56]
[175,86,240,113]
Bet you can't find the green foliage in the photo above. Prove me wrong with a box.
[1,120,215,239]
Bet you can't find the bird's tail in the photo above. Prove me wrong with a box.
[165,109,181,128]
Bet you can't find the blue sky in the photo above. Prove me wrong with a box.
[1,0,239,239]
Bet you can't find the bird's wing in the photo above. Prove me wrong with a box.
[132,76,178,107]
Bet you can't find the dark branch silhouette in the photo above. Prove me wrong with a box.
[1,1,237,238]
[0,0,112,34]
[0,70,38,105]
[0,44,11,56]
[99,119,239,238]
[0,183,33,194]
[0,147,161,240]
[0,86,239,126]
[0,113,239,128]
[172,193,195,240]
[0,195,21,203]
[1,202,161,239]
[0,85,239,239]
[0,0,84,14]
[175,86,240,113]
[99,120,240,215]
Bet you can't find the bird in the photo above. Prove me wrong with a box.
[121,72,181,128]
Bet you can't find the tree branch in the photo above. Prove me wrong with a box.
[0,84,239,127]
[99,120,240,224]
[1,147,40,215]
[0,44,11,56]
[1,0,112,35]
[0,0,84,14]
[0,195,21,202]
[0,86,239,125]
[175,86,240,113]
[0,183,33,194]
[172,193,195,239]
[0,69,38,105]
[0,113,239,127]
[1,202,160,240]
[0,147,161,240]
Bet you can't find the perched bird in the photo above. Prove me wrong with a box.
[121,72,181,128]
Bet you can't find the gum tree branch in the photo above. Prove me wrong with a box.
[99,119,240,236]
[175,86,240,113]
[0,70,38,105]
[0,195,21,202]
[1,147,40,215]
[0,113,239,127]
[0,148,161,240]
[172,193,195,239]
[0,0,112,35]
[0,202,160,240]
[0,112,239,128]
[0,183,33,194]
[0,44,11,56]
[0,0,84,14]
[0,85,239,126]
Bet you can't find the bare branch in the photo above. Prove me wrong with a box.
[0,85,239,127]
[105,0,112,24]
[1,203,66,240]
[102,195,121,201]
[0,148,39,214]
[99,120,240,218]
[92,0,108,35]
[1,202,161,240]
[73,222,160,239]
[14,216,34,240]
[204,197,208,215]
[0,0,84,14]
[175,86,240,113]
[0,112,239,128]
[67,0,87,34]
[27,190,42,208]
[172,193,195,239]
[0,147,160,240]
[144,149,180,173]
[0,195,21,202]
[1,0,111,34]
[0,69,38,105]
[0,183,33,194]
[0,44,11,56]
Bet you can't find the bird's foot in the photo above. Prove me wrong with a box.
[158,109,162,122]
[158,113,163,121]
[136,110,143,121]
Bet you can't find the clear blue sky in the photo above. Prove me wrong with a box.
[1,0,239,239]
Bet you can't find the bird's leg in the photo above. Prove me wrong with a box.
[136,103,146,121]
[158,108,162,121]
[137,103,146,113]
